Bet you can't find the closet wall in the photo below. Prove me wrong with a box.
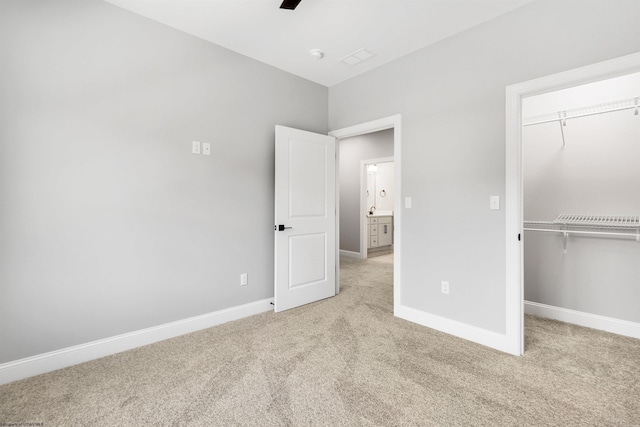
[522,73,640,323]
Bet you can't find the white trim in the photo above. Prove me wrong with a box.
[505,81,524,356]
[329,115,400,140]
[339,249,364,259]
[367,245,393,253]
[361,156,394,259]
[525,301,640,340]
[335,133,341,294]
[506,52,640,356]
[395,304,511,353]
[0,298,274,386]
[329,114,402,316]
[361,159,366,260]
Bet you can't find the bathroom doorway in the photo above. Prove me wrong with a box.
[329,114,401,304]
[335,128,394,260]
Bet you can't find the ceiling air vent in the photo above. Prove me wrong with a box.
[341,49,376,66]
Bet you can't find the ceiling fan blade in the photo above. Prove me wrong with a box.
[279,0,302,10]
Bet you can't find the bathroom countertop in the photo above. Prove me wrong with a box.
[367,211,393,217]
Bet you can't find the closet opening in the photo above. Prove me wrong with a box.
[521,72,640,344]
[506,53,640,355]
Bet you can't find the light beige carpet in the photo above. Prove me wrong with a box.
[1,254,639,426]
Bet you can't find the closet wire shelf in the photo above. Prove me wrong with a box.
[522,97,639,127]
[522,96,639,147]
[523,215,640,253]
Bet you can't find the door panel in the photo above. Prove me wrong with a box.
[289,139,327,217]
[289,233,326,289]
[274,125,335,312]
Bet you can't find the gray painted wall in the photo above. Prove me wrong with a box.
[523,74,640,323]
[329,0,640,333]
[0,0,327,363]
[339,130,393,253]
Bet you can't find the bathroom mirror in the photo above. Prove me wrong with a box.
[366,162,394,215]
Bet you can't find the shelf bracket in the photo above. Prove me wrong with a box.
[562,231,568,254]
[558,111,566,148]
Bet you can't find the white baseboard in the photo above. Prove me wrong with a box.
[368,245,393,252]
[0,298,274,386]
[524,301,640,340]
[339,249,365,259]
[395,304,513,354]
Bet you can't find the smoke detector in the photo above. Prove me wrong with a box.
[309,49,324,60]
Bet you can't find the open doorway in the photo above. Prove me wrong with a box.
[521,72,640,343]
[505,52,640,355]
[334,127,394,260]
[329,115,401,313]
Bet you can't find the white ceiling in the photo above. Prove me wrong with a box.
[104,0,533,87]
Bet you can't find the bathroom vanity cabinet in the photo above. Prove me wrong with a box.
[368,215,393,249]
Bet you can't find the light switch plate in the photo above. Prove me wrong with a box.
[405,197,412,209]
[441,281,450,295]
[192,140,201,154]
[203,142,211,156]
[490,196,500,210]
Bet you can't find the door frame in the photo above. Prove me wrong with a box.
[329,114,401,311]
[505,52,640,355]
[361,157,394,259]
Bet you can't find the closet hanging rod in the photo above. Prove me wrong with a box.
[523,227,640,240]
[523,96,639,127]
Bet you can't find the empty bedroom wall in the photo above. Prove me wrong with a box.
[0,0,327,363]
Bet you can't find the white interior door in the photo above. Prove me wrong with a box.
[274,125,336,312]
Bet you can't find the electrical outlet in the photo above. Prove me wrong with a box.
[441,281,450,295]
[240,273,248,286]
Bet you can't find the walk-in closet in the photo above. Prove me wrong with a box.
[522,72,640,337]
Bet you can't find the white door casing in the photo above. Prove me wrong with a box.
[274,125,336,312]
